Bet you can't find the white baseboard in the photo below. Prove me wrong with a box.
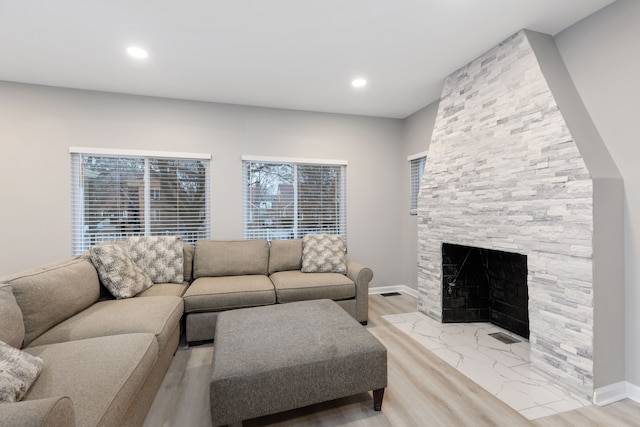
[627,382,640,404]
[369,285,419,299]
[593,381,640,406]
[594,382,628,406]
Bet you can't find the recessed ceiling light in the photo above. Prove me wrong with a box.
[352,78,367,88]
[126,46,148,59]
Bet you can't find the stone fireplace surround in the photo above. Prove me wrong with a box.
[417,30,623,401]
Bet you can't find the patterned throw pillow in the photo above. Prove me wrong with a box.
[89,243,154,299]
[301,234,347,274]
[0,340,43,402]
[126,236,184,284]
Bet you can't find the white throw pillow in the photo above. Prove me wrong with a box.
[89,243,154,299]
[0,340,43,402]
[301,234,347,274]
[126,236,184,284]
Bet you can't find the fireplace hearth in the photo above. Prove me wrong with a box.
[442,243,528,339]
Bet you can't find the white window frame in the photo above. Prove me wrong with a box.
[70,147,211,254]
[408,151,428,215]
[242,155,347,242]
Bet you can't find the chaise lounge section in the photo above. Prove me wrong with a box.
[0,239,191,427]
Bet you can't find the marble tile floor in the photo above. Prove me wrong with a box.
[382,311,591,420]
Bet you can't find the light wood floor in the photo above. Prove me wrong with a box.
[143,294,640,426]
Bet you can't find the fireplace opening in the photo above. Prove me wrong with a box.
[442,243,529,339]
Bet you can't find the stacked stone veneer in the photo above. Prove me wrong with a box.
[417,31,595,399]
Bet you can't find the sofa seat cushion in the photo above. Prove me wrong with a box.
[27,296,183,351]
[136,282,189,297]
[183,276,275,313]
[270,271,355,303]
[24,333,158,427]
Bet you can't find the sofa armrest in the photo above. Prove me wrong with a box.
[346,259,373,323]
[0,396,76,427]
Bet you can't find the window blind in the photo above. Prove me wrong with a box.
[242,158,346,242]
[409,153,427,215]
[71,151,210,255]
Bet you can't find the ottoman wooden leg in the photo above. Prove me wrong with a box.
[373,388,385,411]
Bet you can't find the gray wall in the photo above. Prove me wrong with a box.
[0,81,404,288]
[555,0,640,388]
[399,101,439,290]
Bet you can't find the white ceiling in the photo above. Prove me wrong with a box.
[0,0,616,119]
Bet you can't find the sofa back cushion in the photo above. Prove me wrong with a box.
[268,239,303,274]
[183,243,194,283]
[0,285,25,349]
[0,256,100,347]
[194,240,269,278]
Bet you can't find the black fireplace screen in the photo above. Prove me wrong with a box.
[442,243,529,339]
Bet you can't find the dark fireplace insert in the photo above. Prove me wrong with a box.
[442,243,529,339]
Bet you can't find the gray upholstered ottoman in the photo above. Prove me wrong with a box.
[210,299,387,426]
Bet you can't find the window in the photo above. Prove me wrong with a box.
[243,156,347,241]
[70,148,211,255]
[409,151,427,215]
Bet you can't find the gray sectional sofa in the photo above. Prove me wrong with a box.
[0,236,372,426]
